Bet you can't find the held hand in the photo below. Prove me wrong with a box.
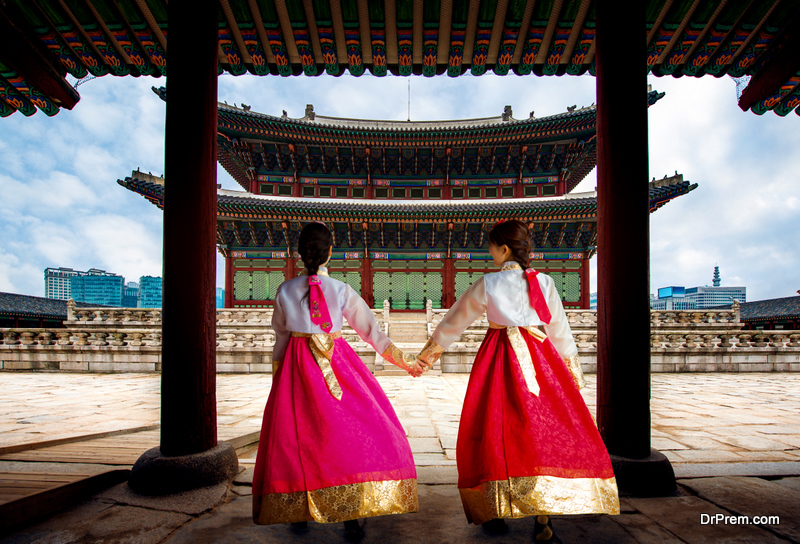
[416,356,433,373]
[402,353,424,378]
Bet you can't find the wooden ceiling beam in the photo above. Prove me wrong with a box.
[0,7,79,109]
[511,0,536,65]
[462,0,482,67]
[133,0,167,53]
[561,0,591,65]
[739,7,800,111]
[679,0,730,66]
[273,0,301,64]
[248,0,277,64]
[486,0,509,65]
[413,0,423,64]
[436,0,452,64]
[83,0,135,66]
[219,0,254,64]
[300,0,324,64]
[111,1,158,67]
[386,0,398,64]
[357,0,373,64]
[534,0,562,64]
[329,0,348,67]
[646,0,674,48]
[655,0,702,65]
[727,0,782,69]
[55,0,111,71]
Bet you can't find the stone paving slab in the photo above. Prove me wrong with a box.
[679,476,800,543]
[2,499,192,544]
[2,373,800,471]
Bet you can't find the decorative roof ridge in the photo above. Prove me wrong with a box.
[216,103,596,131]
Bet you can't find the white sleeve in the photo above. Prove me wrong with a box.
[342,285,392,354]
[541,279,578,359]
[431,276,487,350]
[270,286,290,362]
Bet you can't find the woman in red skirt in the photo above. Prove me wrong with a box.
[417,220,619,539]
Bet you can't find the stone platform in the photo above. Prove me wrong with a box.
[1,372,799,542]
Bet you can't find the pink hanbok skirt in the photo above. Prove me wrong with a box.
[252,334,418,524]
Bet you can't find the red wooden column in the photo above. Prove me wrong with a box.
[581,256,590,309]
[595,3,674,496]
[224,257,234,308]
[130,0,237,495]
[443,257,455,308]
[361,256,374,306]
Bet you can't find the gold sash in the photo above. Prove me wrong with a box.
[292,331,343,400]
[489,322,547,396]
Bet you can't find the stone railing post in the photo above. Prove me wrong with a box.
[732,300,741,324]
[426,299,432,323]
[67,298,76,321]
[383,299,390,323]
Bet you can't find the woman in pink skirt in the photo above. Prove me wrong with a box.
[416,220,619,540]
[252,222,422,540]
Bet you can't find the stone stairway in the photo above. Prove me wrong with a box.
[376,312,431,376]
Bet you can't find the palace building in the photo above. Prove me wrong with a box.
[119,102,695,311]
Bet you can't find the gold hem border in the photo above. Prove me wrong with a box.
[254,478,418,525]
[459,475,619,525]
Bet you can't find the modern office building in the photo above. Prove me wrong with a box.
[70,269,125,306]
[123,282,139,307]
[651,267,746,310]
[138,276,163,308]
[44,267,80,300]
[216,288,225,309]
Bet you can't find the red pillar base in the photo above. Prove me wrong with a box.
[129,443,238,496]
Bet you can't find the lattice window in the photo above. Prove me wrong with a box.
[251,272,268,300]
[454,271,484,300]
[268,272,285,300]
[234,271,252,301]
[408,272,425,310]
[425,272,443,309]
[564,273,581,302]
[373,272,391,308]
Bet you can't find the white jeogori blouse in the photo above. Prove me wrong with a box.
[430,262,578,360]
[270,267,392,362]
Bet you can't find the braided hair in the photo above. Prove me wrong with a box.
[298,222,333,304]
[488,220,531,269]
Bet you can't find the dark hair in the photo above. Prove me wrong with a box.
[488,220,531,269]
[298,222,333,304]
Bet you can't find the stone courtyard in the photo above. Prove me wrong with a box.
[1,372,799,542]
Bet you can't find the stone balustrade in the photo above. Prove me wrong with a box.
[1,305,797,374]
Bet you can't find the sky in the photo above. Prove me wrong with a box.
[0,71,798,302]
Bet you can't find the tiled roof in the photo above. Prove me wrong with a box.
[5,1,800,117]
[119,172,696,221]
[0,292,101,320]
[741,296,800,321]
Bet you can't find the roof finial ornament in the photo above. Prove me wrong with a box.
[529,111,535,119]
[305,104,315,120]
[151,86,166,102]
[567,105,576,113]
[241,103,250,111]
[282,110,288,118]
[502,105,513,121]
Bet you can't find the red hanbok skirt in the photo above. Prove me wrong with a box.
[252,335,418,524]
[457,327,619,524]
